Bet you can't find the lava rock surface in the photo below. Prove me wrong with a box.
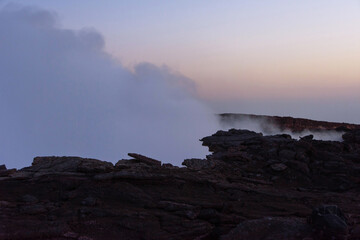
[1,121,360,239]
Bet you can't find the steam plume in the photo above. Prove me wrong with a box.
[220,116,344,141]
[0,5,219,168]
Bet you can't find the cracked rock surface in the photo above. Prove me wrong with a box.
[1,117,360,239]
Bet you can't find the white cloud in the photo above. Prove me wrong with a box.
[0,5,219,168]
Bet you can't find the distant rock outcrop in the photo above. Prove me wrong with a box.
[219,113,360,132]
[1,117,360,239]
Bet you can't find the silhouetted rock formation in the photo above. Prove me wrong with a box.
[219,113,360,132]
[1,120,360,239]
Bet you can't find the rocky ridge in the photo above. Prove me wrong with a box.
[219,113,360,132]
[1,120,360,239]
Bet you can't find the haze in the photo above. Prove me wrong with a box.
[0,4,219,168]
[3,1,359,115]
[0,1,359,168]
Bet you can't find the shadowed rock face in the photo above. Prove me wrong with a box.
[200,129,360,192]
[1,123,360,239]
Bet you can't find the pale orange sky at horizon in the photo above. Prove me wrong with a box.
[103,1,360,101]
[112,19,360,100]
[4,0,360,102]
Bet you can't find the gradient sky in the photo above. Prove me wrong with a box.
[2,0,360,121]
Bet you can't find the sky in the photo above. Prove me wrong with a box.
[1,0,359,122]
[0,1,359,168]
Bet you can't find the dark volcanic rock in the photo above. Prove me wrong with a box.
[221,217,312,240]
[0,164,16,177]
[35,156,114,173]
[201,128,360,192]
[219,113,360,132]
[1,123,360,239]
[310,205,349,238]
[21,194,39,203]
[15,156,114,177]
[300,134,314,140]
[182,158,215,170]
[127,153,162,166]
[343,129,360,144]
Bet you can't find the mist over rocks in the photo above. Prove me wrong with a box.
[1,124,360,239]
[0,4,219,168]
[2,4,360,239]
[219,113,360,132]
[219,113,360,141]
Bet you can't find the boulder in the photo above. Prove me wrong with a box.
[128,153,162,166]
[343,130,360,144]
[22,156,114,173]
[21,195,38,203]
[0,168,16,177]
[182,158,215,170]
[270,163,288,172]
[300,135,314,141]
[310,205,348,238]
[161,163,179,169]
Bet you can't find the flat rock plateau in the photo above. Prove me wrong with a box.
[1,114,360,240]
[219,113,360,132]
